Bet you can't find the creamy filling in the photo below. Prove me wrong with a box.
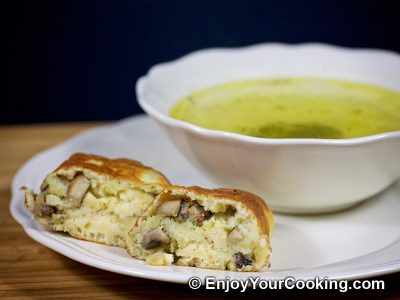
[31,173,155,246]
[131,199,268,271]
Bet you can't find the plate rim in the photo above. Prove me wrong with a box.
[9,115,400,283]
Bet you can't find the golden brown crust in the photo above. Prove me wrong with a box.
[54,152,170,187]
[157,185,274,237]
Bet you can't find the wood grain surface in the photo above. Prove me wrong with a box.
[0,122,399,299]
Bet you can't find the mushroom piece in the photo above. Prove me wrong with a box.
[141,227,170,250]
[188,203,211,223]
[234,252,252,269]
[176,201,190,222]
[67,174,90,207]
[89,187,102,198]
[157,200,181,217]
[34,204,56,217]
[40,180,49,192]
[228,228,244,244]
[33,194,55,217]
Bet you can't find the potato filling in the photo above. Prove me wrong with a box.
[27,173,155,246]
[130,198,269,271]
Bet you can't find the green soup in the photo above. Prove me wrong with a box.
[169,78,400,139]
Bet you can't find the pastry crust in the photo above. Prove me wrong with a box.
[53,152,170,193]
[24,153,170,247]
[127,185,274,271]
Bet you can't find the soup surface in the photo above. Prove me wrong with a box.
[170,78,400,139]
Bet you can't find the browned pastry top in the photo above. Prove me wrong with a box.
[55,152,170,187]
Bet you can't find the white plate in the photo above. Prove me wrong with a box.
[10,115,400,283]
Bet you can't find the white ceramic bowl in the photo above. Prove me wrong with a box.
[136,43,400,213]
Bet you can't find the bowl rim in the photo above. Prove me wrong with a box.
[137,42,400,146]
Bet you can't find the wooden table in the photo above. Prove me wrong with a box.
[1,122,399,299]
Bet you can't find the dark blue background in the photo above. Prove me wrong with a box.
[4,0,400,124]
